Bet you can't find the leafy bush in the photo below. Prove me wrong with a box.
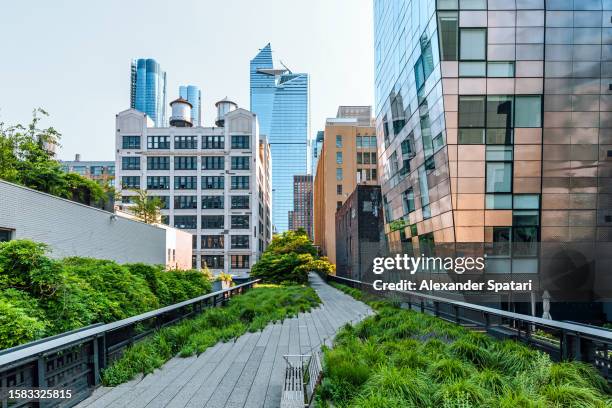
[318,282,612,407]
[101,284,320,385]
[0,240,212,350]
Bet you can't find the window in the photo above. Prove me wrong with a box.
[149,195,168,209]
[336,135,342,148]
[486,194,512,209]
[231,235,250,249]
[231,135,250,149]
[202,195,224,209]
[174,136,197,149]
[337,184,342,195]
[371,153,377,165]
[486,146,513,161]
[174,176,196,190]
[491,226,511,257]
[356,136,362,148]
[202,156,224,170]
[487,96,514,130]
[231,255,250,269]
[460,0,486,8]
[486,162,512,193]
[147,136,170,149]
[514,194,539,209]
[174,215,197,229]
[174,195,197,209]
[231,176,249,190]
[201,215,224,229]
[337,201,342,210]
[203,135,224,149]
[372,168,377,180]
[363,152,371,164]
[403,188,415,213]
[201,235,224,249]
[202,255,224,269]
[202,176,224,189]
[459,62,486,77]
[488,62,515,77]
[513,212,539,257]
[356,152,363,164]
[458,96,485,144]
[147,156,169,170]
[336,168,343,181]
[147,176,169,190]
[122,156,140,170]
[438,12,458,61]
[122,136,140,149]
[231,196,249,209]
[0,229,12,242]
[174,156,197,170]
[231,215,250,229]
[515,96,542,128]
[414,37,434,90]
[231,156,250,170]
[336,152,343,164]
[460,29,486,60]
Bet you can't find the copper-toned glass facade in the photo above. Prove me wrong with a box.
[374,0,612,319]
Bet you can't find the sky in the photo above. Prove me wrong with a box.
[0,0,374,161]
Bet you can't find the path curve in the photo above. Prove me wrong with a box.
[77,273,372,408]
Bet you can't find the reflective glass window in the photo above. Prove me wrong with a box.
[460,29,486,60]
[515,96,542,128]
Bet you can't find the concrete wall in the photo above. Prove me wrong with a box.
[0,180,166,264]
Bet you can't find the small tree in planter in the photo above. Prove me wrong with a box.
[216,272,233,290]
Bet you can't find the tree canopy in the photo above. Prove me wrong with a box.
[251,228,335,284]
[0,109,110,208]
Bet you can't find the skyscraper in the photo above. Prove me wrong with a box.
[130,58,167,127]
[373,0,612,320]
[250,43,309,232]
[179,85,202,126]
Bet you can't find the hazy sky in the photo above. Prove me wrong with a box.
[0,0,374,161]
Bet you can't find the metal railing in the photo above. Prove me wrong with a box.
[0,279,260,408]
[326,274,612,382]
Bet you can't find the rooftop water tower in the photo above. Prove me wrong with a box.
[215,97,238,127]
[169,97,193,127]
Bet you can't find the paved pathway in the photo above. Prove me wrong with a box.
[77,274,372,408]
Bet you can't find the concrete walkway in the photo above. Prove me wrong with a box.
[77,274,372,408]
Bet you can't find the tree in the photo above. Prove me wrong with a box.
[130,189,163,224]
[0,109,109,207]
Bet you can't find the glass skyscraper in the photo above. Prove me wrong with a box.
[373,0,612,320]
[179,85,202,126]
[130,58,167,127]
[250,43,310,232]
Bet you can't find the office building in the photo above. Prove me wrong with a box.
[313,106,377,264]
[60,154,115,187]
[288,175,313,239]
[336,185,383,281]
[130,58,167,126]
[312,130,324,177]
[179,85,202,126]
[374,0,612,319]
[250,43,309,232]
[115,98,272,278]
[0,180,191,268]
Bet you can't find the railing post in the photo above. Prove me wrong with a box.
[92,337,100,386]
[420,300,424,313]
[434,301,439,317]
[454,305,459,324]
[37,355,46,408]
[575,334,582,361]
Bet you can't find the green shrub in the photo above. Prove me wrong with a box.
[0,298,47,347]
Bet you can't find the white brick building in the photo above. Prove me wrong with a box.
[0,180,191,267]
[115,100,272,277]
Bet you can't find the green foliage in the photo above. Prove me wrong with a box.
[129,189,163,224]
[0,109,108,207]
[101,285,321,385]
[318,282,612,408]
[0,240,212,350]
[250,229,335,284]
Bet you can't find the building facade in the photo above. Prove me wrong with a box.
[374,0,612,319]
[60,154,115,187]
[130,58,167,127]
[314,106,377,264]
[250,43,310,232]
[288,175,313,239]
[0,180,191,268]
[179,85,202,126]
[336,185,384,281]
[312,130,324,178]
[115,103,272,278]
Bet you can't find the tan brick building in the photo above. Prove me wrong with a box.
[314,106,378,264]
